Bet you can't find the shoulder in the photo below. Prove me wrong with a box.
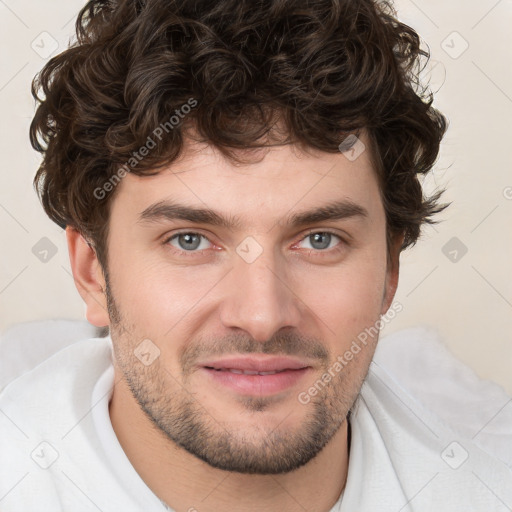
[0,335,113,438]
[371,325,512,468]
[0,335,114,511]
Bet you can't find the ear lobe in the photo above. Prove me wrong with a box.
[66,227,110,327]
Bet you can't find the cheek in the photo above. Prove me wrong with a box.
[111,252,224,334]
[106,243,163,325]
[296,253,387,341]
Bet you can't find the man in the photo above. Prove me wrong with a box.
[0,0,510,510]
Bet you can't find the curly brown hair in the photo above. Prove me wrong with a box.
[30,0,449,271]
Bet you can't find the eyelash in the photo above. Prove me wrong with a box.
[163,230,348,258]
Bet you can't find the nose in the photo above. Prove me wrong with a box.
[218,243,303,343]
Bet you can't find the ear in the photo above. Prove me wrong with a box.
[66,227,110,327]
[380,232,404,315]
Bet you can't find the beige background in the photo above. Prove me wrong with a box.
[0,0,511,393]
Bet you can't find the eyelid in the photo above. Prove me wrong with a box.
[163,230,216,254]
[292,229,347,250]
[300,227,349,241]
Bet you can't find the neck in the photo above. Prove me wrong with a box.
[109,378,350,512]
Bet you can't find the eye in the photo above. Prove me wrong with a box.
[296,231,343,251]
[166,232,212,252]
[163,230,346,258]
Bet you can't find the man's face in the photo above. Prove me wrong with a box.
[103,132,399,474]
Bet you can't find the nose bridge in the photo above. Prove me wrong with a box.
[218,238,302,342]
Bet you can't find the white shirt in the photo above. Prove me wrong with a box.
[0,329,511,511]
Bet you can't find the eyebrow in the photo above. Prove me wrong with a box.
[138,199,369,230]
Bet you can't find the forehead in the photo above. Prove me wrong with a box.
[110,131,383,227]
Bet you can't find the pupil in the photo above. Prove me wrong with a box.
[311,233,331,250]
[179,233,201,250]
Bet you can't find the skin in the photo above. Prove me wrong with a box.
[67,129,403,512]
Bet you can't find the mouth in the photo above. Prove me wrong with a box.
[199,356,312,396]
[204,367,293,376]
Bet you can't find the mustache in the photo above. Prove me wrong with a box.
[179,329,330,375]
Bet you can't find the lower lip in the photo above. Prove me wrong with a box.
[201,367,311,396]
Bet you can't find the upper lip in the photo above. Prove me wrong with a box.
[200,356,311,372]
